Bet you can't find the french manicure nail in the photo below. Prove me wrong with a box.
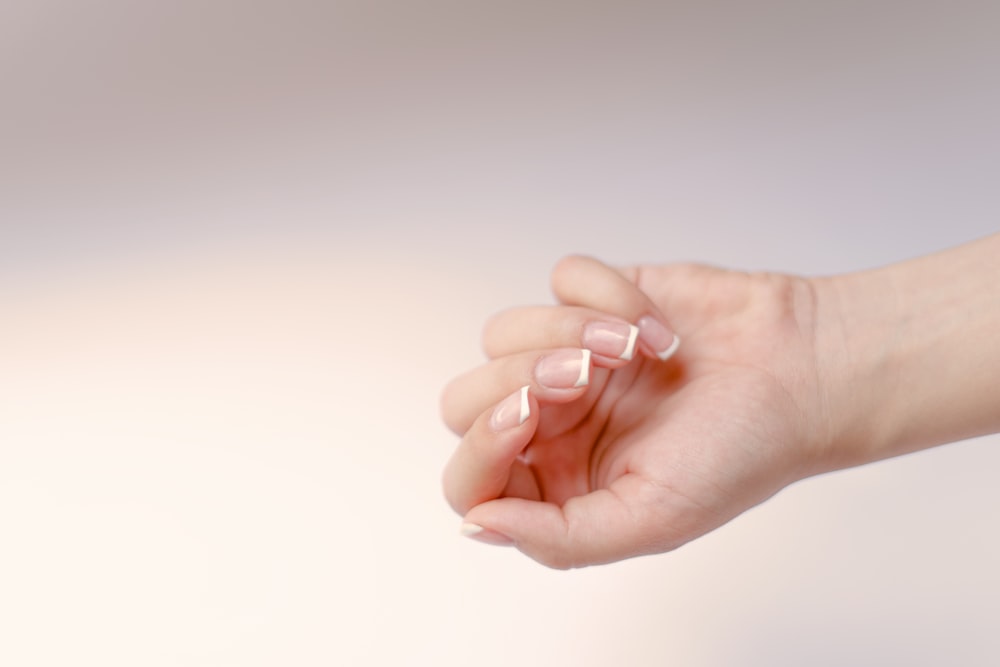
[582,321,639,361]
[489,385,530,432]
[460,522,515,546]
[659,334,681,361]
[535,349,591,389]
[637,316,681,360]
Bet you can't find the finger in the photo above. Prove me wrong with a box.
[483,305,639,367]
[551,255,681,361]
[460,474,677,569]
[442,386,540,515]
[441,347,592,435]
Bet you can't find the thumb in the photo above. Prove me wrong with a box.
[462,474,674,569]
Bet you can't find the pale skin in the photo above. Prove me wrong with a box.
[440,234,1000,569]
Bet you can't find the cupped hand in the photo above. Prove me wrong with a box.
[441,256,829,569]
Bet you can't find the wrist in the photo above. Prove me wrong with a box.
[808,268,904,472]
[809,235,1000,473]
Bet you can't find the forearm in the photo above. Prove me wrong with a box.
[811,234,1000,470]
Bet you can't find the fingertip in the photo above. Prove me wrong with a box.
[458,521,515,547]
[488,385,533,432]
[636,315,681,362]
[581,320,639,367]
[658,334,681,361]
[533,347,594,397]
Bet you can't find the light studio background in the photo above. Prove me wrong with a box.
[2,1,998,665]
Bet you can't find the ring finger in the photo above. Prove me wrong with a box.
[441,347,594,435]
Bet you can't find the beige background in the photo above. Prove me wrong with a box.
[2,1,998,665]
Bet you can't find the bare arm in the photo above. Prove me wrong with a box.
[813,233,1000,471]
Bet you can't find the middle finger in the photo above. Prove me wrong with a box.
[483,305,640,366]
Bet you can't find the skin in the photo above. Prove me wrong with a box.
[440,234,1000,569]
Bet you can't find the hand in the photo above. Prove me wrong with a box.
[441,256,829,568]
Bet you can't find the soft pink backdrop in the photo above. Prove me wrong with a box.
[2,1,998,665]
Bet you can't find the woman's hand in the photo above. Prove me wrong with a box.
[441,256,830,568]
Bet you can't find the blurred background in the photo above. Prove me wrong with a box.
[1,1,998,664]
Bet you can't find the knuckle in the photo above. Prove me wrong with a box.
[550,254,589,287]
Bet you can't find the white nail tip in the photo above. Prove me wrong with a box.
[518,385,530,424]
[620,324,639,360]
[575,349,591,387]
[658,335,681,361]
[460,523,484,537]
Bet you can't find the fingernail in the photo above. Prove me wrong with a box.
[489,386,530,432]
[535,349,591,389]
[582,321,639,361]
[637,316,681,360]
[460,522,515,547]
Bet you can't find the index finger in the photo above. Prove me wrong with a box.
[550,255,681,361]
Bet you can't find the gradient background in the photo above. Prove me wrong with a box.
[2,1,999,665]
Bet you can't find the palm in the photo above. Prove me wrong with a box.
[514,267,820,548]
